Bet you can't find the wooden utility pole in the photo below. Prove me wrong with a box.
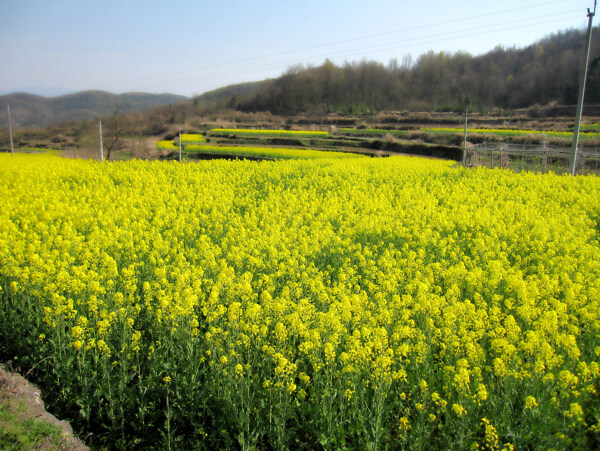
[99,121,104,162]
[569,1,596,176]
[7,105,14,156]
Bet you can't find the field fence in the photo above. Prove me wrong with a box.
[465,142,600,175]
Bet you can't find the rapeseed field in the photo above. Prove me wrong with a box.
[0,154,599,449]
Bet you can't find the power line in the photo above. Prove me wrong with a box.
[570,1,597,175]
[290,11,581,66]
[130,12,583,90]
[122,0,579,86]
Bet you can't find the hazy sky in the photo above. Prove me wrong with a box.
[0,0,594,97]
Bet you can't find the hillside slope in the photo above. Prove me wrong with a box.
[0,91,188,128]
[194,80,268,105]
[237,28,600,114]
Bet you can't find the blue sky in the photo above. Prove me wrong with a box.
[0,0,594,97]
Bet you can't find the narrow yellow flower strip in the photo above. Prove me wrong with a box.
[183,144,360,159]
[210,128,329,138]
[422,127,600,139]
[338,128,407,136]
[0,153,599,449]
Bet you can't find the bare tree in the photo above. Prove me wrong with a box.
[104,101,126,161]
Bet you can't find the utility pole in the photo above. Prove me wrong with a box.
[178,130,182,163]
[99,121,104,162]
[462,105,469,166]
[569,1,596,176]
[7,105,14,156]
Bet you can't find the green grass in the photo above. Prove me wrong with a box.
[582,124,600,132]
[0,396,70,450]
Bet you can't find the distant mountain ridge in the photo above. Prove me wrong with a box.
[0,90,188,128]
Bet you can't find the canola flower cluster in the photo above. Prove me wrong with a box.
[0,154,599,449]
[179,133,207,144]
[156,140,179,150]
[210,128,329,138]
[157,134,207,151]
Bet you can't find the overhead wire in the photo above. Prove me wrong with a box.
[130,11,583,91]
[123,0,580,87]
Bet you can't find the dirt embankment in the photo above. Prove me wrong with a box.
[0,365,88,450]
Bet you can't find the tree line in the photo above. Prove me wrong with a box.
[234,27,600,114]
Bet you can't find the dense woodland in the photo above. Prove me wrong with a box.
[235,27,600,114]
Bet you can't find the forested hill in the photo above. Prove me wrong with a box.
[235,27,600,114]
